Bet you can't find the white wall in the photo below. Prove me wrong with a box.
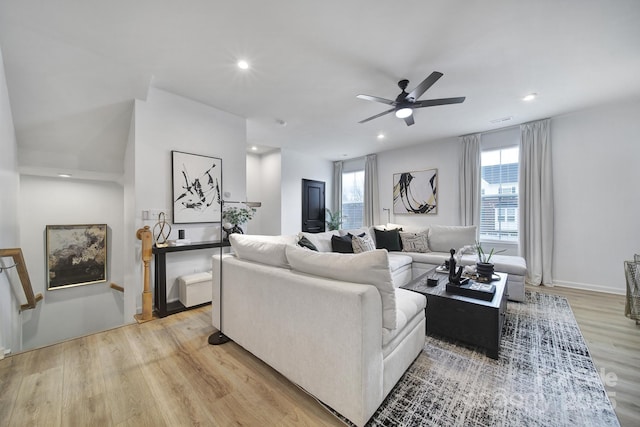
[0,46,21,355]
[255,150,282,235]
[280,149,333,235]
[246,152,264,235]
[19,175,125,350]
[245,149,333,236]
[375,98,640,294]
[130,88,246,307]
[377,136,461,229]
[123,111,136,321]
[551,98,640,294]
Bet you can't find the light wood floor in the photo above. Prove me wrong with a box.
[1,287,638,426]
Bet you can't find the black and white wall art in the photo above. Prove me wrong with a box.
[172,150,222,224]
[46,224,107,290]
[393,168,438,214]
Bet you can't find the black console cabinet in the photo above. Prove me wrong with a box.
[152,241,229,318]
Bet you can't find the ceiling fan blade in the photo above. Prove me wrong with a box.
[358,108,396,124]
[407,71,443,101]
[403,114,415,126]
[413,97,466,108]
[356,94,395,106]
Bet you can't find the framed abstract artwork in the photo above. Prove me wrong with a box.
[46,224,107,290]
[172,150,222,224]
[393,168,438,214]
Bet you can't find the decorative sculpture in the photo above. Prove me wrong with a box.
[448,248,464,286]
[152,212,171,247]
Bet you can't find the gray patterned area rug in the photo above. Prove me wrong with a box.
[363,291,620,426]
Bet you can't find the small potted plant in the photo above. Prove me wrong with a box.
[325,209,345,231]
[223,206,256,237]
[475,241,506,279]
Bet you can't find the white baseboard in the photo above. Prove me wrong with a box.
[553,280,625,296]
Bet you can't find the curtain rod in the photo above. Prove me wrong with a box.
[460,117,551,138]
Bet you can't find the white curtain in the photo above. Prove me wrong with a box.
[519,119,554,286]
[364,154,380,226]
[459,133,481,227]
[333,160,343,216]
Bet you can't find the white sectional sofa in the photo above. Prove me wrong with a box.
[331,224,527,302]
[212,234,426,427]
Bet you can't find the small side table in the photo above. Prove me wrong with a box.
[402,269,508,359]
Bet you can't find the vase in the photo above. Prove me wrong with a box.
[223,224,244,240]
[476,262,494,279]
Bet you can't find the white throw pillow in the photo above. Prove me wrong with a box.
[229,234,290,268]
[351,233,375,253]
[428,225,477,253]
[399,231,430,253]
[285,245,397,329]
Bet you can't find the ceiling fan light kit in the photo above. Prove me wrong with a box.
[357,71,465,126]
[395,108,413,119]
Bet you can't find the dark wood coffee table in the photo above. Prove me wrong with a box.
[401,268,508,359]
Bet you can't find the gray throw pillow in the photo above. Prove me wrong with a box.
[352,233,375,253]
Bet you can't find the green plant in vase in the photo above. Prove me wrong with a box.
[474,241,506,279]
[223,206,256,236]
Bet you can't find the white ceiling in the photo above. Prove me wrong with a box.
[1,0,639,173]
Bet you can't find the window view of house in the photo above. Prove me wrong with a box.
[480,147,519,242]
[342,170,364,229]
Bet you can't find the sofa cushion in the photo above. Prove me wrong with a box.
[297,235,318,251]
[374,228,402,252]
[229,234,292,268]
[285,245,397,329]
[339,227,370,237]
[387,253,413,272]
[405,251,450,265]
[386,223,428,234]
[382,288,426,351]
[352,233,375,253]
[299,230,339,253]
[428,225,477,252]
[399,231,430,253]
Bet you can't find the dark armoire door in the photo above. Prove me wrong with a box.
[302,179,325,233]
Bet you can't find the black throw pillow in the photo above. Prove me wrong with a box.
[374,228,403,252]
[331,233,365,253]
[297,236,318,251]
[331,235,354,253]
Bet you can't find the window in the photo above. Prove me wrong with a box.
[341,170,364,229]
[480,147,519,242]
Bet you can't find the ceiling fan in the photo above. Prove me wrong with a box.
[357,71,465,126]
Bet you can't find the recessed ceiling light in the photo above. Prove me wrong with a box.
[58,173,72,178]
[250,146,258,151]
[237,60,249,70]
[377,133,385,140]
[522,93,537,102]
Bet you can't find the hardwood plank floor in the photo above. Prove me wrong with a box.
[1,287,638,426]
